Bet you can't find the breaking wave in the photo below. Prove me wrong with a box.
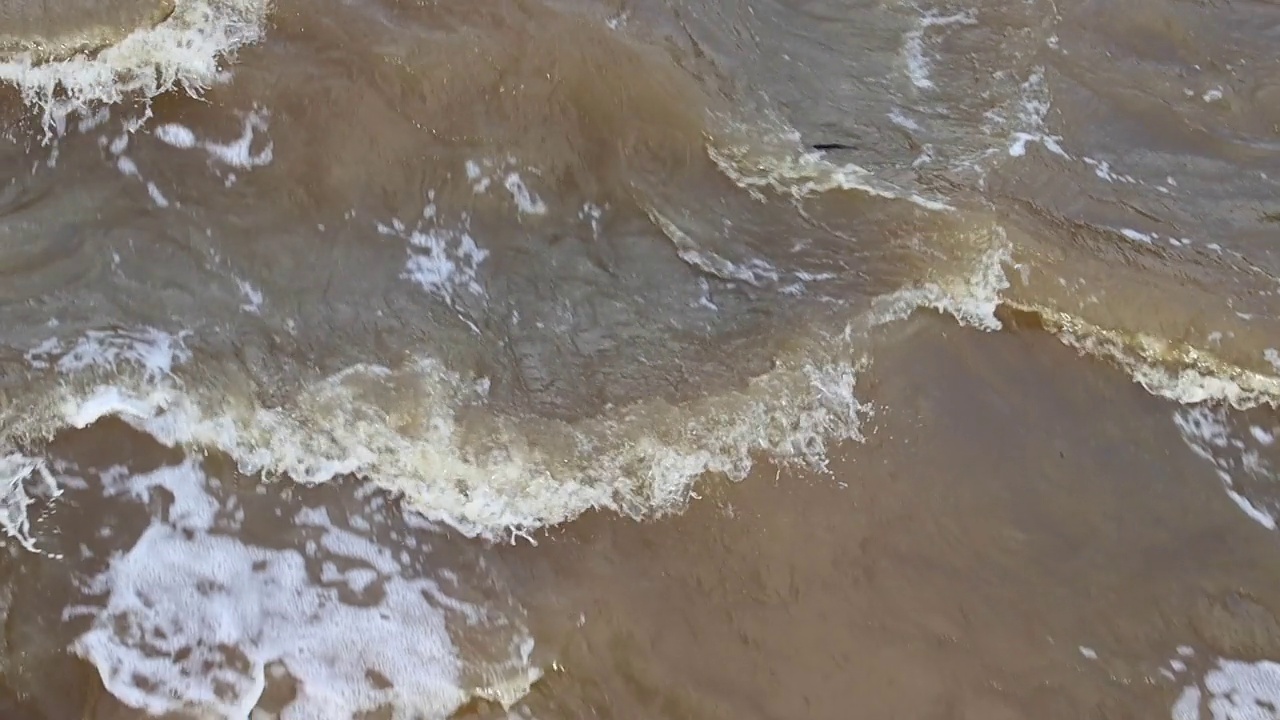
[1,330,871,548]
[0,0,270,134]
[1012,303,1280,410]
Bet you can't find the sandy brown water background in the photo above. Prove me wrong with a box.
[0,0,1279,718]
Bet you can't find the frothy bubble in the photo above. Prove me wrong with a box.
[65,459,541,718]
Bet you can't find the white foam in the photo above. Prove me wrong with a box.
[1252,426,1276,446]
[1171,656,1280,720]
[67,385,179,429]
[901,10,977,91]
[503,173,548,216]
[236,277,265,314]
[154,122,198,149]
[1027,308,1280,410]
[200,107,274,169]
[0,454,61,555]
[578,201,605,237]
[1265,349,1280,374]
[106,124,180,207]
[145,180,171,207]
[0,0,270,137]
[993,69,1069,160]
[377,211,490,308]
[1173,685,1203,720]
[132,107,271,198]
[1120,228,1156,244]
[647,209,781,288]
[115,153,139,176]
[888,107,923,131]
[26,327,191,380]
[1083,157,1138,184]
[606,12,629,30]
[873,222,1280,415]
[646,209,837,297]
[464,159,548,215]
[154,110,274,173]
[1124,359,1278,409]
[66,460,540,718]
[1175,406,1278,531]
[0,215,878,544]
[77,106,112,132]
[903,31,932,90]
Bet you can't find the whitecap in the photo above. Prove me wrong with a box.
[0,0,271,137]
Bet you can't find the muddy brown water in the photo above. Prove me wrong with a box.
[1,0,1279,718]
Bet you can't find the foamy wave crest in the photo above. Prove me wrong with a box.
[870,225,1013,332]
[0,0,270,135]
[1017,304,1280,410]
[2,324,870,542]
[0,221,1045,547]
[859,221,1280,411]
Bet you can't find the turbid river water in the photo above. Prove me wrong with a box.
[1,0,1279,717]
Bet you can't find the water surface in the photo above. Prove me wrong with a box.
[2,0,1280,717]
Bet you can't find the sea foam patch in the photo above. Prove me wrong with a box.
[1163,648,1280,720]
[97,106,274,207]
[377,201,490,317]
[465,157,548,215]
[1001,69,1068,159]
[154,105,274,175]
[64,459,540,719]
[25,326,191,379]
[0,454,61,555]
[1175,405,1280,531]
